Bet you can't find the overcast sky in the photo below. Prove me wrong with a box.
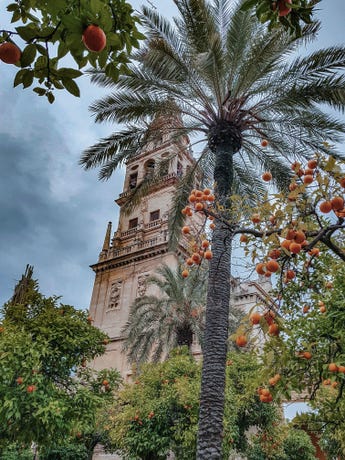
[0,0,344,310]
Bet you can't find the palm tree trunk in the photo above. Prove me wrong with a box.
[196,144,234,459]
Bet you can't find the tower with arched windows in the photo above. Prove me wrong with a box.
[88,116,198,378]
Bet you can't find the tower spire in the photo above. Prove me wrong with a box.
[99,222,112,260]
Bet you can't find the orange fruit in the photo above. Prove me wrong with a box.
[261,139,268,147]
[203,188,211,195]
[268,249,281,259]
[255,263,266,275]
[338,366,345,373]
[0,42,21,64]
[207,194,215,202]
[182,269,189,278]
[303,351,312,360]
[331,196,344,211]
[291,161,301,172]
[195,202,204,211]
[286,229,296,240]
[309,247,320,256]
[201,240,210,248]
[294,231,306,244]
[102,379,109,386]
[307,159,318,169]
[235,335,247,347]
[329,363,338,372]
[251,213,261,224]
[268,323,279,336]
[186,258,193,266]
[319,305,326,313]
[195,190,203,198]
[266,259,279,273]
[240,234,248,243]
[280,240,291,251]
[204,250,213,260]
[319,201,332,213]
[289,242,301,254]
[303,175,313,184]
[286,269,295,280]
[303,305,310,314]
[277,0,292,16]
[82,25,107,52]
[250,312,261,325]
[305,168,314,176]
[262,172,272,181]
[289,182,298,191]
[339,178,345,188]
[182,226,190,234]
[209,223,216,230]
[189,194,197,203]
[191,253,201,263]
[16,376,24,385]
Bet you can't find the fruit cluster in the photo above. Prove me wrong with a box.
[181,188,216,278]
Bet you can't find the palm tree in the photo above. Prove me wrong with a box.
[80,1,345,457]
[122,264,207,365]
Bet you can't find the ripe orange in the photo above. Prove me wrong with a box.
[303,305,310,314]
[240,234,248,243]
[203,188,211,195]
[102,379,109,386]
[294,231,306,244]
[268,323,279,336]
[329,363,338,372]
[303,351,312,360]
[148,411,155,419]
[286,229,296,240]
[323,379,331,386]
[195,190,203,198]
[186,258,193,266]
[235,335,247,347]
[191,253,201,264]
[339,178,345,188]
[182,269,189,278]
[261,139,268,147]
[305,168,314,176]
[0,42,21,64]
[195,202,204,211]
[209,222,216,230]
[277,0,292,16]
[251,213,261,224]
[16,376,24,385]
[268,249,281,259]
[338,366,345,373]
[207,194,215,202]
[255,263,266,275]
[325,281,333,289]
[319,305,326,313]
[286,269,295,280]
[250,312,261,325]
[289,242,301,254]
[269,215,276,225]
[331,196,344,211]
[309,247,320,256]
[82,25,107,52]
[280,239,291,251]
[319,201,332,213]
[182,226,190,234]
[262,172,272,182]
[332,381,338,388]
[204,250,213,260]
[189,194,197,203]
[291,161,301,172]
[266,259,279,273]
[307,159,318,169]
[289,182,298,191]
[303,175,313,185]
[27,385,36,393]
[201,240,210,248]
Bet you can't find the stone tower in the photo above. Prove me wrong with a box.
[88,115,198,379]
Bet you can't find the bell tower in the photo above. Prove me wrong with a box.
[88,115,197,379]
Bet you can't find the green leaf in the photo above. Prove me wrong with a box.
[61,78,80,97]
[15,25,38,41]
[13,69,27,87]
[240,0,258,12]
[57,42,69,59]
[47,92,55,104]
[58,68,83,79]
[20,44,37,67]
[22,70,34,88]
[6,3,18,12]
[33,87,46,96]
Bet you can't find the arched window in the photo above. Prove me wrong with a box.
[144,159,155,177]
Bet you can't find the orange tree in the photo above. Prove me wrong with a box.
[241,0,319,36]
[0,0,145,101]
[100,347,315,459]
[181,152,345,449]
[0,267,121,458]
